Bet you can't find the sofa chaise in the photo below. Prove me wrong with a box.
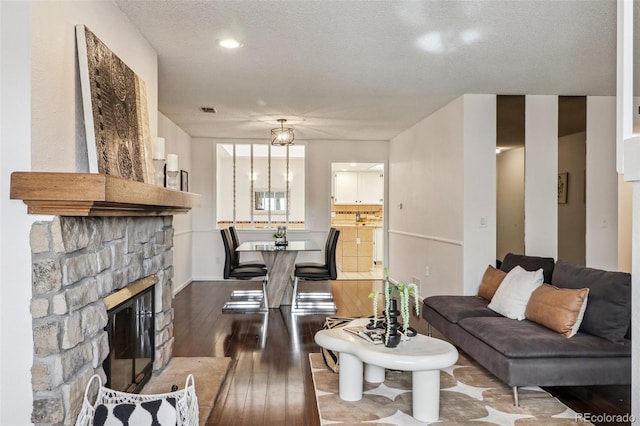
[422,253,632,405]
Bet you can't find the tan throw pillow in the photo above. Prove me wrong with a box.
[477,265,508,301]
[525,284,589,338]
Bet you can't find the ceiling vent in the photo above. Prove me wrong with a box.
[200,107,217,113]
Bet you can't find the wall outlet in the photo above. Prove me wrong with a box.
[412,276,421,286]
[356,237,361,244]
[425,266,430,276]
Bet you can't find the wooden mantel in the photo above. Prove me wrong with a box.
[10,172,200,216]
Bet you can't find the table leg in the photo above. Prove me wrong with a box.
[364,363,385,383]
[412,369,440,422]
[338,353,363,401]
[261,251,298,308]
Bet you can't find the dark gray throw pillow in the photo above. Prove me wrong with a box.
[500,253,555,284]
[551,260,631,344]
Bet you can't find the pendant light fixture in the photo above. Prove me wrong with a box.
[271,118,295,146]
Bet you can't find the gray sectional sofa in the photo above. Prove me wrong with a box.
[422,253,632,405]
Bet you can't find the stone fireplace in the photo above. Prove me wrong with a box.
[29,216,176,425]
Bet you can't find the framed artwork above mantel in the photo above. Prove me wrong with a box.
[76,24,154,183]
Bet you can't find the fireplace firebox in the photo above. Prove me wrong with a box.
[104,275,157,393]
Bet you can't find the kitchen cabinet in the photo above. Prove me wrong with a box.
[373,227,383,263]
[334,171,383,204]
[334,172,359,204]
[335,226,373,272]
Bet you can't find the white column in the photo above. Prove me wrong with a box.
[617,1,638,419]
[586,97,618,270]
[616,0,634,174]
[633,183,640,420]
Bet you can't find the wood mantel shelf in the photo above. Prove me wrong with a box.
[10,172,201,216]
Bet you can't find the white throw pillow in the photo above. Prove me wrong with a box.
[488,266,544,320]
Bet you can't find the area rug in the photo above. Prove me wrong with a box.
[310,352,591,425]
[142,357,231,426]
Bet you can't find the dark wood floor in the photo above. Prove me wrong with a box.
[173,280,631,426]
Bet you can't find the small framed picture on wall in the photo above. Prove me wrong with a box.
[180,170,189,192]
[558,172,568,204]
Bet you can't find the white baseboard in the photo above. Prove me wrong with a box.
[191,275,225,281]
[173,279,193,295]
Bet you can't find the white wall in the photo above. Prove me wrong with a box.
[1,2,35,424]
[617,95,640,273]
[191,139,217,279]
[462,95,497,295]
[524,95,559,258]
[495,97,620,270]
[389,94,621,300]
[519,96,621,271]
[388,96,465,297]
[31,1,158,171]
[191,138,389,280]
[632,183,640,422]
[586,97,619,270]
[0,3,159,424]
[388,95,496,297]
[158,112,193,294]
[619,174,633,272]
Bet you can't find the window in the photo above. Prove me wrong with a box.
[216,143,305,229]
[254,190,287,213]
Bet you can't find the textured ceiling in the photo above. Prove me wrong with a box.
[114,0,639,142]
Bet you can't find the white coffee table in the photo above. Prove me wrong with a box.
[314,318,458,422]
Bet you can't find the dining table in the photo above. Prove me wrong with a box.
[236,240,321,308]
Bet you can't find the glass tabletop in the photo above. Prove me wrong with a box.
[236,240,321,252]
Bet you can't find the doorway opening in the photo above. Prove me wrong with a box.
[330,162,384,279]
[496,95,525,263]
[557,96,586,265]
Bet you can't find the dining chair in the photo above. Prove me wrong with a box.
[229,226,266,269]
[293,227,337,270]
[225,226,267,306]
[290,228,339,314]
[220,228,269,313]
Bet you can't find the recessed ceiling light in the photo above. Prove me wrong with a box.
[416,32,444,53]
[461,29,481,45]
[218,39,243,49]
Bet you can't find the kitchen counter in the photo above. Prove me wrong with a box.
[331,222,382,228]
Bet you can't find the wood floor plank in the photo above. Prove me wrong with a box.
[173,280,630,426]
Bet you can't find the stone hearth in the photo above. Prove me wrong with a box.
[29,216,175,425]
